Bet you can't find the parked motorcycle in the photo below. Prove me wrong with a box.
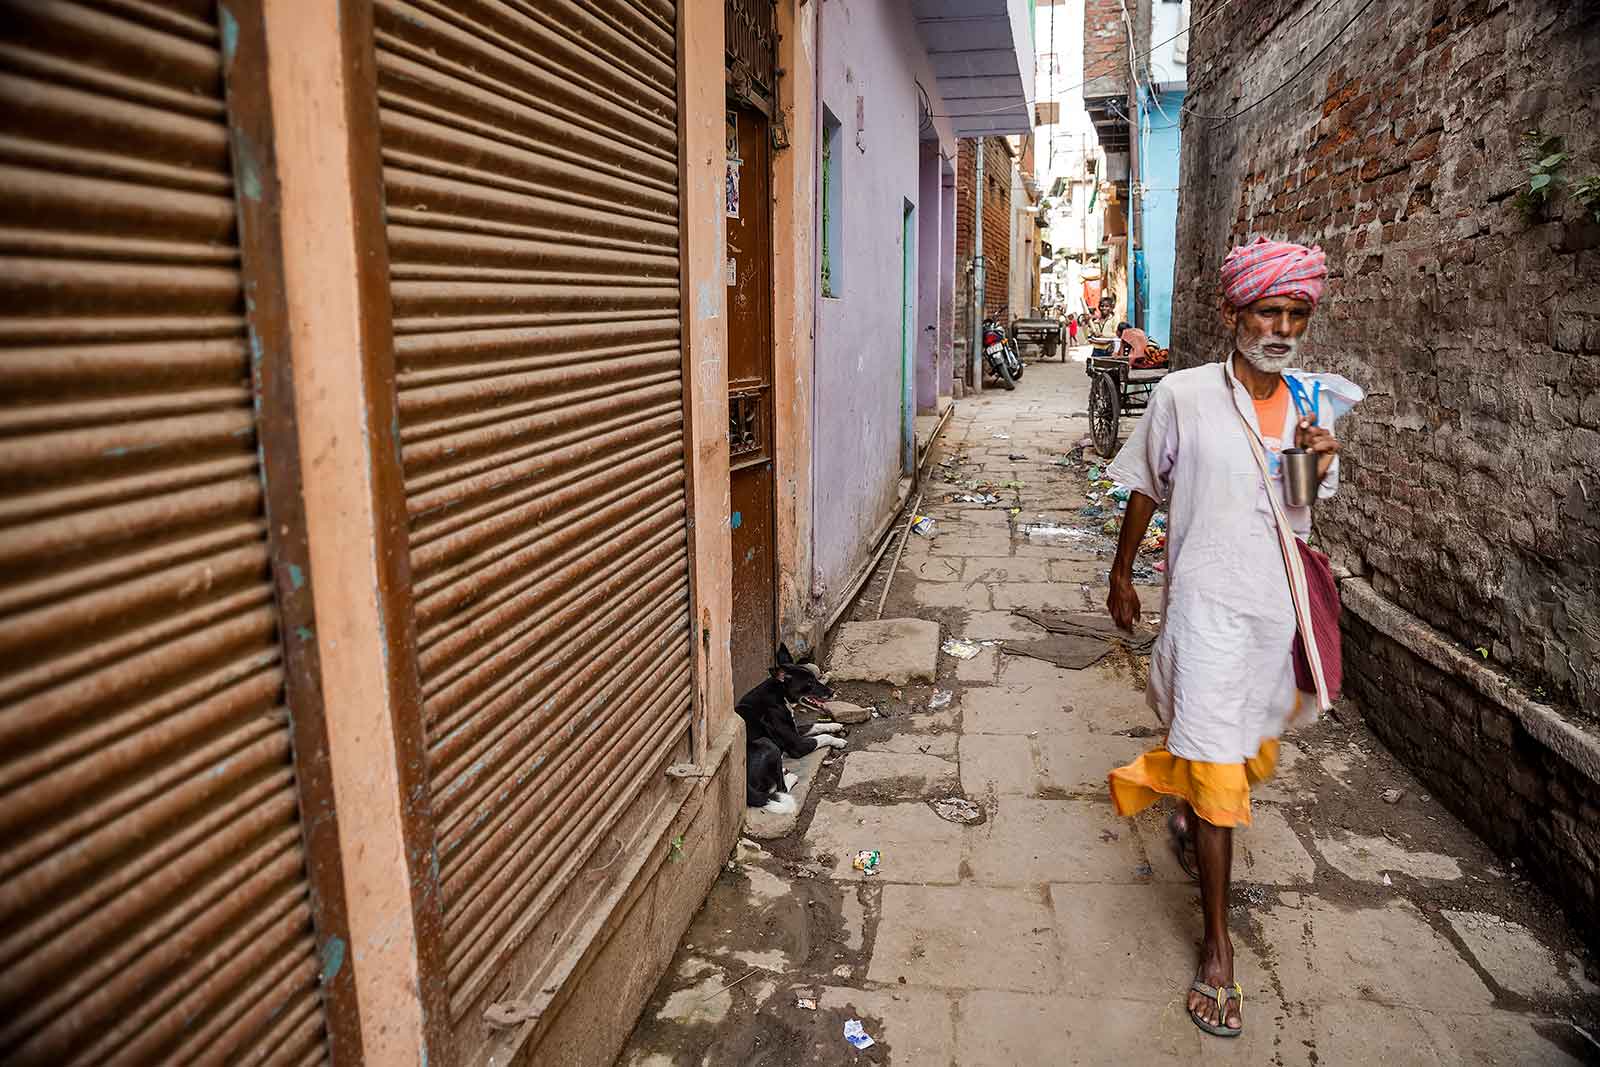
[981,317,1024,390]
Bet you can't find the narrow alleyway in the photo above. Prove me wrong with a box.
[621,358,1599,1066]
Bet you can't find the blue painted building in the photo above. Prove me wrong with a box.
[1139,86,1185,346]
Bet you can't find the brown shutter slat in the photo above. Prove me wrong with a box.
[376,0,694,1020]
[0,2,328,1063]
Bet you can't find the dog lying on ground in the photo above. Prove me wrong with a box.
[737,645,847,813]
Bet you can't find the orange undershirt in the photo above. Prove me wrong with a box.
[1251,380,1289,450]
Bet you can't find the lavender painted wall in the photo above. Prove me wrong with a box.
[813,0,955,613]
[938,160,956,399]
[916,145,942,415]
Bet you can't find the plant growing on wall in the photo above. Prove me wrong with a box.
[1574,176,1600,223]
[1512,130,1566,222]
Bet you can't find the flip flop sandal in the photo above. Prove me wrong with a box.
[1189,979,1243,1038]
[1167,811,1199,881]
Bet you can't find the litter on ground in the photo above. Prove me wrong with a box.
[941,638,983,659]
[844,1019,876,1050]
[851,850,880,876]
[930,797,983,824]
[1021,523,1095,543]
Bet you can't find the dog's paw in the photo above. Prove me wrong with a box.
[806,723,844,737]
[763,793,798,815]
[783,771,799,790]
[817,735,848,750]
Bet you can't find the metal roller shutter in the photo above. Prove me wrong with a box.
[0,1,327,1064]
[372,0,695,1016]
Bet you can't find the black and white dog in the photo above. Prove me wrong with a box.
[737,645,848,814]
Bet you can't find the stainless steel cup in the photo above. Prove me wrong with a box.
[1282,448,1318,507]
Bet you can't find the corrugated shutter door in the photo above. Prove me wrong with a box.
[372,0,695,1016]
[0,2,327,1064]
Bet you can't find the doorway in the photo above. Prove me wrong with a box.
[726,104,778,695]
[900,199,916,474]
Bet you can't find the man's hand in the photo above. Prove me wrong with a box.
[1105,489,1159,632]
[1107,571,1141,633]
[1296,418,1340,480]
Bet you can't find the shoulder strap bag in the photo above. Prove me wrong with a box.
[1223,364,1343,711]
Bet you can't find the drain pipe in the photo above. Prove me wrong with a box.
[969,141,985,393]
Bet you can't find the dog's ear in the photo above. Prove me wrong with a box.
[776,643,794,667]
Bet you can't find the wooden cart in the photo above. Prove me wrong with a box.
[1010,316,1065,361]
[1085,341,1169,458]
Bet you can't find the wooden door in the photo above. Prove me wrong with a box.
[725,105,776,697]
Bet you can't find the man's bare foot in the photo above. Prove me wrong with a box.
[1188,941,1242,1032]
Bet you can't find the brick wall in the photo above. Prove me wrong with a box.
[1343,593,1600,951]
[1173,0,1600,711]
[956,138,1016,363]
[1173,0,1600,940]
[1082,0,1125,98]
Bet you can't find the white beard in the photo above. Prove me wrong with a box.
[1237,333,1297,374]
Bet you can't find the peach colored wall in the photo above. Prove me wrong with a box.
[682,0,735,747]
[773,0,820,650]
[259,1,436,1060]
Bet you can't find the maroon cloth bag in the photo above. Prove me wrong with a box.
[1292,540,1342,701]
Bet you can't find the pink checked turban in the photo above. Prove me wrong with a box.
[1220,237,1327,308]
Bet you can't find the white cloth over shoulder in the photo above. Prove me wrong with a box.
[1107,358,1347,763]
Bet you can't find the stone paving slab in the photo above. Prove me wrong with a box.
[825,618,940,684]
[866,732,958,757]
[1014,539,1102,560]
[1412,1009,1587,1065]
[1312,831,1464,883]
[959,734,1035,796]
[815,986,954,1062]
[836,751,956,795]
[1442,910,1593,1000]
[1260,896,1494,1012]
[955,989,1205,1066]
[963,557,1052,583]
[960,683,1074,734]
[960,609,1050,641]
[1048,883,1270,1003]
[908,556,963,582]
[966,799,1146,885]
[946,509,1014,530]
[1048,558,1111,584]
[989,582,1065,610]
[867,884,1058,992]
[955,646,1000,683]
[929,530,1015,556]
[997,653,1084,687]
[912,581,991,610]
[1054,665,1159,733]
[1037,733,1147,794]
[1233,805,1317,885]
[805,800,963,884]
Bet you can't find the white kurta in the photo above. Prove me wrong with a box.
[1107,357,1341,764]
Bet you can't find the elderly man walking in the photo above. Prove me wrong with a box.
[1103,238,1354,1038]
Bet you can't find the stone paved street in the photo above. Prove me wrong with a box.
[620,358,1600,1066]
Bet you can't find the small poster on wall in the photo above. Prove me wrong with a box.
[725,112,741,220]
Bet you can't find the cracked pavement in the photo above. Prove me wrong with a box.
[620,356,1600,1066]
